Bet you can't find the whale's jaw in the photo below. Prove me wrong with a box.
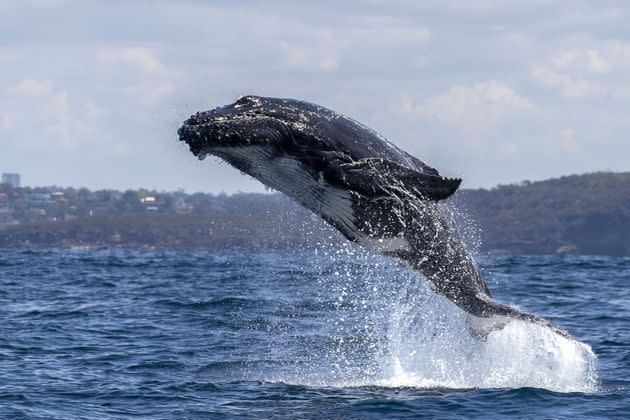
[177,120,284,161]
[177,96,289,160]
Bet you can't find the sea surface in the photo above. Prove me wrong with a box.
[1,247,628,419]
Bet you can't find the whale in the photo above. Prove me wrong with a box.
[178,95,570,339]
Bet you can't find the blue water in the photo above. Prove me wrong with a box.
[1,247,628,418]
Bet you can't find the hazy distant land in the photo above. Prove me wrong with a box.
[0,172,628,256]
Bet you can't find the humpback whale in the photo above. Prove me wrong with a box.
[178,95,570,338]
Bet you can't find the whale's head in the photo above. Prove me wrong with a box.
[179,95,462,206]
[181,96,388,193]
[178,95,425,180]
[177,95,326,166]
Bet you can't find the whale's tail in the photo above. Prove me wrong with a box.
[465,299,573,340]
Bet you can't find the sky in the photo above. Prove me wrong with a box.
[1,0,628,193]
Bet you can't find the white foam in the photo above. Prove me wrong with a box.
[262,262,598,394]
[377,309,598,392]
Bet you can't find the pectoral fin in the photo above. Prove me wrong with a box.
[324,157,461,201]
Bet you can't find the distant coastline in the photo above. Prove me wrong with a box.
[1,172,628,256]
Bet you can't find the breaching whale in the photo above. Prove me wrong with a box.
[178,95,570,339]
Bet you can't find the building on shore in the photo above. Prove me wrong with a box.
[2,173,20,188]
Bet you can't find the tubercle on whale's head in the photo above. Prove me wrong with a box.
[178,95,300,160]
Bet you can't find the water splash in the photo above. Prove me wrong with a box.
[377,298,598,393]
[263,246,598,393]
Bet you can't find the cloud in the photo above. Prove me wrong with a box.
[2,78,107,150]
[413,55,430,69]
[0,112,17,130]
[275,18,431,72]
[559,128,579,153]
[85,103,108,119]
[280,35,340,72]
[1,0,629,191]
[125,80,176,105]
[93,45,181,107]
[531,66,603,98]
[532,41,630,99]
[550,49,610,74]
[605,41,630,70]
[10,79,54,96]
[26,0,67,6]
[347,21,431,46]
[404,81,538,132]
[96,47,173,77]
[369,0,555,14]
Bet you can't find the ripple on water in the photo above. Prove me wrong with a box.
[0,248,628,418]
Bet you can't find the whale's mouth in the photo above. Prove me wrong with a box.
[178,110,284,160]
[178,126,275,162]
[177,118,245,158]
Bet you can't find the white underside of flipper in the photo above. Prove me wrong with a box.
[215,146,408,249]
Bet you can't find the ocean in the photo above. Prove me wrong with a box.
[1,247,628,419]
